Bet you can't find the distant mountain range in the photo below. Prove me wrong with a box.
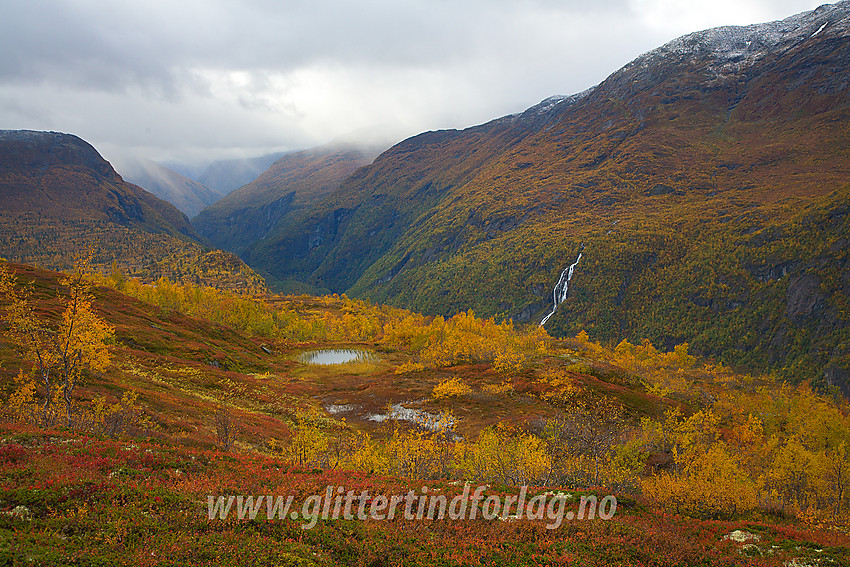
[113,158,224,218]
[195,152,287,195]
[199,2,850,388]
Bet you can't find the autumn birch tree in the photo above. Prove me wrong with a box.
[0,260,113,426]
[549,396,627,486]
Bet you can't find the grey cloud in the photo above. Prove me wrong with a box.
[1,0,633,89]
[0,0,830,163]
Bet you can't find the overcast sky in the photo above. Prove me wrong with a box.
[0,0,829,166]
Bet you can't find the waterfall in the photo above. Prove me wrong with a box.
[539,251,582,327]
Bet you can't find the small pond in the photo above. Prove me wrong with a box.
[298,348,379,365]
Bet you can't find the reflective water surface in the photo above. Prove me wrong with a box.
[298,348,379,365]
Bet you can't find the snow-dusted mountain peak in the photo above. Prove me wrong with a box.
[644,1,850,74]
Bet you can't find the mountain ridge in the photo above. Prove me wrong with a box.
[0,129,196,238]
[0,129,265,291]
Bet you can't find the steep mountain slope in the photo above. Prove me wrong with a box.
[238,2,850,386]
[0,130,264,290]
[193,143,382,287]
[196,151,286,195]
[114,157,224,217]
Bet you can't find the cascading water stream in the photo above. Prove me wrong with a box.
[539,251,582,327]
